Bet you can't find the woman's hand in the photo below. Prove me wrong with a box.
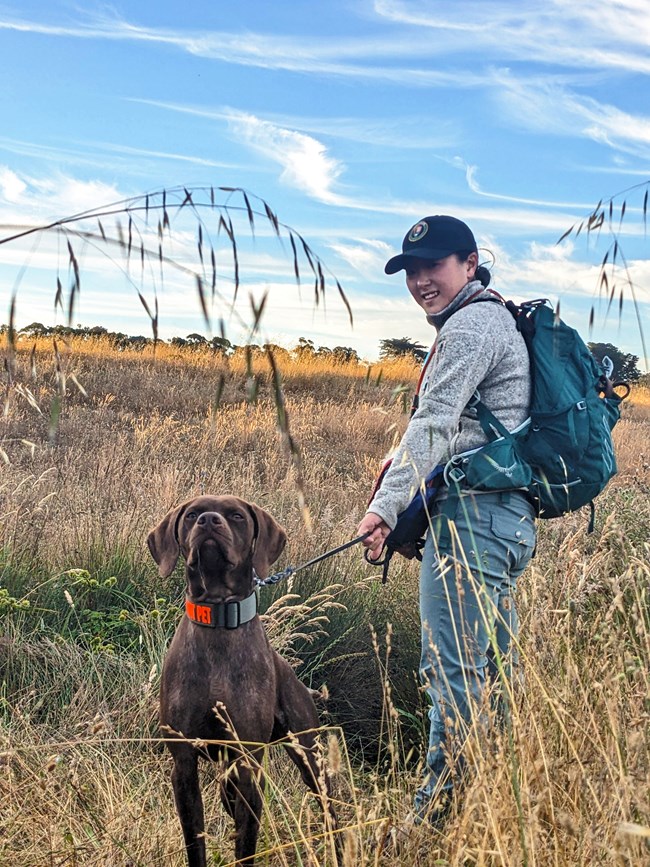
[357,512,391,561]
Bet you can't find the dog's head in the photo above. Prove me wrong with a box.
[147,495,287,600]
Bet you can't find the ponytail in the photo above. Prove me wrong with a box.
[474,264,491,287]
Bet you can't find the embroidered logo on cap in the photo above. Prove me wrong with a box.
[408,221,428,243]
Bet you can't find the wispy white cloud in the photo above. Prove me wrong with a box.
[486,237,650,314]
[492,75,650,160]
[457,159,592,209]
[582,163,650,177]
[0,11,487,87]
[329,239,393,274]
[0,165,125,222]
[1,2,648,99]
[77,140,246,170]
[374,0,650,75]
[0,136,124,173]
[0,136,244,176]
[0,167,27,203]
[222,110,346,205]
[132,97,460,154]
[0,159,633,259]
[125,101,612,230]
[491,238,595,298]
[218,110,606,228]
[4,6,647,174]
[262,113,460,151]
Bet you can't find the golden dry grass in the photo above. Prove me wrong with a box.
[1,336,649,866]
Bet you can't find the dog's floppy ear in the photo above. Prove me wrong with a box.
[147,502,189,578]
[247,502,287,579]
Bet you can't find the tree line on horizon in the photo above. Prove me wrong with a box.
[1,321,643,381]
[2,321,363,364]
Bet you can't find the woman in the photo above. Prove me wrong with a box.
[358,215,536,824]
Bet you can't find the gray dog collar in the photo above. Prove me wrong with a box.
[185,589,258,629]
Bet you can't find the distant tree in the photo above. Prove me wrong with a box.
[52,324,76,337]
[186,333,207,346]
[211,336,233,355]
[331,345,360,364]
[294,337,316,358]
[20,322,50,337]
[109,332,130,349]
[87,325,108,338]
[262,342,289,360]
[379,337,427,363]
[170,336,188,347]
[588,342,641,381]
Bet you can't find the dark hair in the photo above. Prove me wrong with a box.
[454,249,491,287]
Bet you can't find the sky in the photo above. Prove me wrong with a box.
[0,0,649,364]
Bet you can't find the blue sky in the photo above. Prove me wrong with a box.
[0,0,648,364]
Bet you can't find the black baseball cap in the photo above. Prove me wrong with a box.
[384,215,478,274]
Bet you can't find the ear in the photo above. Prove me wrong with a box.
[246,502,287,578]
[466,250,479,279]
[146,502,189,578]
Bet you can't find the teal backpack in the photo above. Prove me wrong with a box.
[444,298,628,528]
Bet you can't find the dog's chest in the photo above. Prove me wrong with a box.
[160,619,277,739]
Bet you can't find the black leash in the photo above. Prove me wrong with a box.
[254,531,373,587]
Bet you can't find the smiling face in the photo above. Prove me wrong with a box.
[405,252,478,315]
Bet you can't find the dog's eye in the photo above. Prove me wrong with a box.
[231,512,245,522]
[185,511,197,522]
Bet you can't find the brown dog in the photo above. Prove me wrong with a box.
[147,495,338,867]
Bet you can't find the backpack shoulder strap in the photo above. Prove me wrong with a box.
[469,393,514,441]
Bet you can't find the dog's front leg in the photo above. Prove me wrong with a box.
[170,747,207,867]
[231,761,264,866]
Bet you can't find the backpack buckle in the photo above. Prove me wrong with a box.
[224,600,242,629]
[446,466,467,484]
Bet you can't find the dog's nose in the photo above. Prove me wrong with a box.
[196,512,224,527]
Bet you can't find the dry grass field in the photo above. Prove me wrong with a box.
[1,335,649,866]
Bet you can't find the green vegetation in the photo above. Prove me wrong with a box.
[588,341,642,381]
[379,336,428,362]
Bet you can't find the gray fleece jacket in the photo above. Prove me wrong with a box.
[368,281,531,530]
